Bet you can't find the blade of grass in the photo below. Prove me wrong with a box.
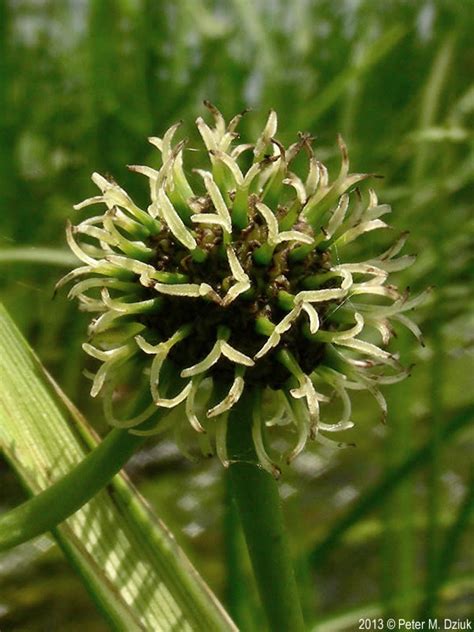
[0,302,236,631]
[410,31,457,617]
[299,24,406,128]
[0,247,78,266]
[381,332,417,619]
[420,469,474,619]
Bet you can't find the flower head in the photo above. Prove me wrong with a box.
[59,103,425,476]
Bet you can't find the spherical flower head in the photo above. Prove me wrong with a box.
[59,103,426,476]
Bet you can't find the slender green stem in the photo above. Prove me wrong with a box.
[0,427,146,551]
[223,474,256,631]
[227,389,305,632]
[420,469,474,618]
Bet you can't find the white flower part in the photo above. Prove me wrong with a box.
[301,302,320,333]
[91,172,135,210]
[222,246,251,306]
[350,284,400,301]
[193,169,232,233]
[319,419,354,432]
[251,402,281,477]
[364,233,416,272]
[365,316,393,345]
[350,377,388,420]
[324,194,349,239]
[55,260,124,293]
[296,268,353,305]
[100,289,158,314]
[82,343,121,363]
[67,277,136,299]
[337,337,399,368]
[380,232,409,259]
[180,340,222,378]
[296,287,346,303]
[185,375,206,433]
[282,172,307,204]
[289,374,321,436]
[204,100,226,137]
[206,368,245,418]
[254,303,303,360]
[66,222,98,266]
[317,312,364,341]
[148,136,163,152]
[196,116,218,152]
[105,254,155,277]
[285,395,310,463]
[373,366,412,385]
[334,219,388,247]
[357,287,430,319]
[87,310,132,335]
[78,293,107,312]
[156,189,197,250]
[231,143,253,160]
[392,313,424,344]
[318,161,329,189]
[221,341,255,366]
[136,329,192,407]
[209,149,244,185]
[190,214,231,229]
[336,135,349,181]
[255,201,279,245]
[333,263,388,286]
[152,282,204,298]
[155,382,192,409]
[372,254,416,272]
[137,267,218,302]
[181,337,253,379]
[103,380,157,429]
[102,212,153,259]
[73,195,104,210]
[73,217,111,251]
[82,342,135,397]
[161,121,182,160]
[278,230,314,245]
[366,203,391,221]
[127,164,160,180]
[305,155,320,196]
[254,109,278,158]
[255,201,313,247]
[215,415,230,468]
[316,368,353,431]
[242,162,263,188]
[153,144,184,194]
[113,208,150,239]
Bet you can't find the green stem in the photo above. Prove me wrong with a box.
[227,389,305,632]
[0,427,145,551]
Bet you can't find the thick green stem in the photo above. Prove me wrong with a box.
[226,389,305,632]
[0,427,145,551]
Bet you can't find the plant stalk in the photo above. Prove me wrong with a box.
[226,389,305,632]
[0,427,146,551]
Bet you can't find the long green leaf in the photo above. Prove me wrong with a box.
[0,247,78,266]
[0,303,236,632]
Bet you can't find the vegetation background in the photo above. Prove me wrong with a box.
[0,0,472,630]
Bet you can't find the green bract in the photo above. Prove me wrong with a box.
[59,103,425,476]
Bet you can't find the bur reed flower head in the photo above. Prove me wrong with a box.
[59,103,426,476]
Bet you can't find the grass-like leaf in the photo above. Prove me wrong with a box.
[0,303,236,631]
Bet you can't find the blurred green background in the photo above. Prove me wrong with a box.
[0,0,473,630]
